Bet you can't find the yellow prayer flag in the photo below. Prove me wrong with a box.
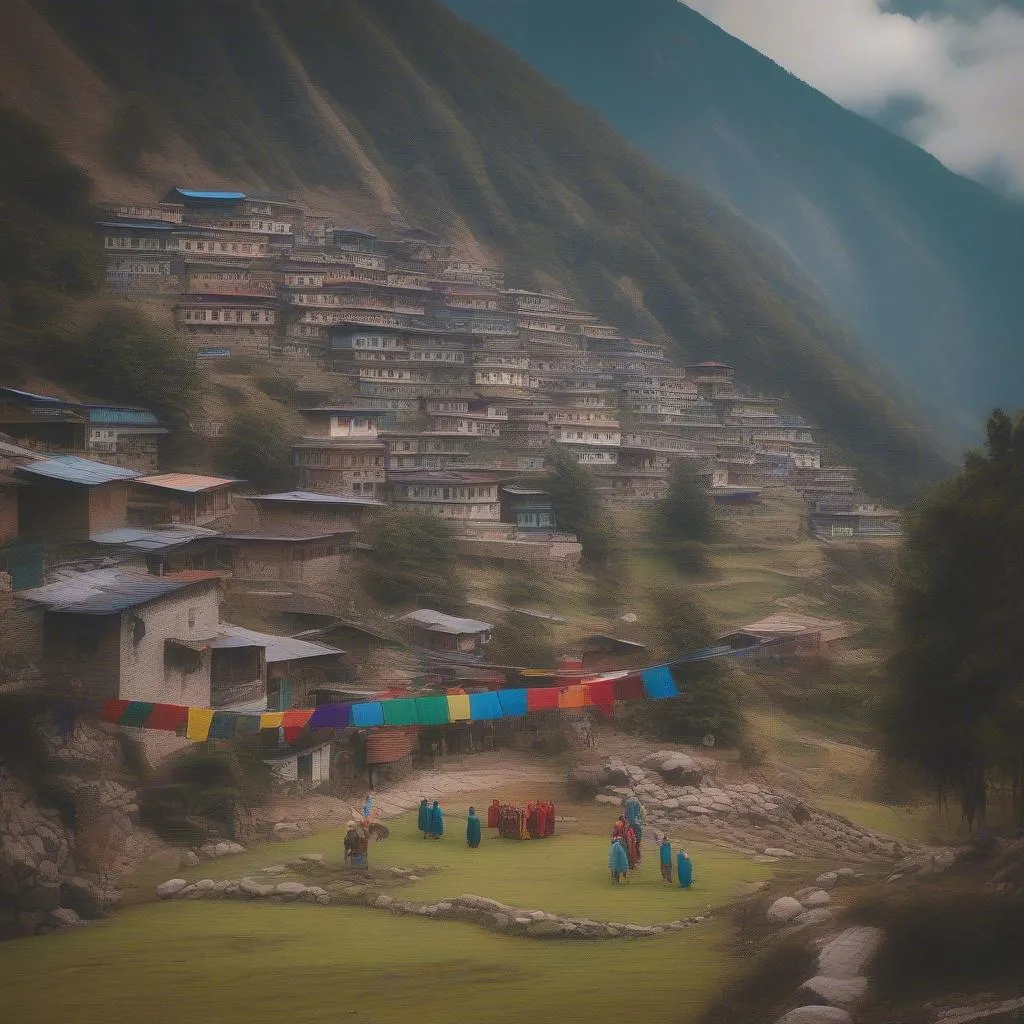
[446,694,471,721]
[260,712,284,730]
[186,707,215,741]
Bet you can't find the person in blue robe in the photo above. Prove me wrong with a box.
[363,792,374,818]
[417,798,431,838]
[625,794,646,852]
[677,849,694,888]
[466,807,482,848]
[609,837,629,883]
[429,800,444,839]
[659,834,673,883]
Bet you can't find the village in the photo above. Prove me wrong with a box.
[0,184,907,791]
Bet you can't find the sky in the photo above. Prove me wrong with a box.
[684,0,1024,193]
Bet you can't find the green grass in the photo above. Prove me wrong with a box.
[159,803,774,926]
[0,900,739,1024]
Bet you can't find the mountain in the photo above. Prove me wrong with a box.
[443,0,1024,443]
[0,0,950,501]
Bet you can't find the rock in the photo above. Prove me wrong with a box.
[198,843,218,859]
[527,918,565,937]
[276,882,307,899]
[491,913,511,930]
[764,848,796,858]
[767,897,805,924]
[775,1008,852,1024]
[49,907,82,928]
[818,926,885,979]
[595,795,620,805]
[180,851,200,869]
[261,864,288,875]
[794,887,819,901]
[194,879,216,892]
[299,853,325,864]
[793,908,834,927]
[754,855,780,863]
[798,976,869,1007]
[60,877,117,920]
[240,879,274,897]
[225,842,246,855]
[815,872,839,890]
[800,890,832,908]
[374,895,395,909]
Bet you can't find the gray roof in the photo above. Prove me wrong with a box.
[215,624,344,663]
[15,456,139,486]
[399,609,493,635]
[244,490,385,507]
[19,568,218,614]
[90,525,220,551]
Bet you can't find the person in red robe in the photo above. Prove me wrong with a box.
[623,823,640,869]
[487,800,501,829]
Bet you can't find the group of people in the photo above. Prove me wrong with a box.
[608,795,694,888]
[418,798,446,839]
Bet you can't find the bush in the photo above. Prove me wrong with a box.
[655,462,716,544]
[217,403,296,491]
[487,612,557,668]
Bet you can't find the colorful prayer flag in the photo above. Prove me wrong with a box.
[612,674,645,701]
[446,693,472,721]
[381,699,419,727]
[496,689,528,717]
[414,696,450,726]
[308,704,352,730]
[350,702,385,728]
[586,679,616,709]
[468,691,503,721]
[186,707,215,741]
[526,687,560,711]
[282,709,313,743]
[99,699,130,724]
[119,701,153,728]
[148,703,188,732]
[235,715,261,735]
[208,712,238,740]
[641,665,678,700]
[558,685,588,709]
[259,712,285,730]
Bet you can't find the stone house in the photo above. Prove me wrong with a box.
[398,609,493,657]
[130,474,239,529]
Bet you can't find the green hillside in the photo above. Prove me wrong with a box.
[5,0,952,500]
[445,0,1024,445]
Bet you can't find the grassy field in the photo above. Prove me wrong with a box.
[0,900,737,1024]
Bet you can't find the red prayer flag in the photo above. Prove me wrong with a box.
[612,674,645,701]
[587,679,616,707]
[100,699,130,724]
[526,686,560,711]
[281,709,314,743]
[147,703,189,732]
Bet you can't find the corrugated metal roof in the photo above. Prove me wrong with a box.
[15,456,139,486]
[221,531,353,542]
[174,188,246,200]
[0,387,64,405]
[245,491,385,507]
[399,609,493,635]
[87,408,164,427]
[135,473,239,493]
[96,219,176,231]
[19,568,217,614]
[90,525,220,551]
[216,624,344,662]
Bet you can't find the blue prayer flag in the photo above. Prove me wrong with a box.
[351,702,385,728]
[468,691,504,721]
[496,688,528,717]
[641,665,678,700]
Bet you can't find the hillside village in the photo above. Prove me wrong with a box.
[0,185,901,789]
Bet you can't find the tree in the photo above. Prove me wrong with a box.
[361,509,466,611]
[217,404,296,492]
[655,461,716,543]
[884,408,1024,827]
[620,584,744,747]
[487,612,556,668]
[545,448,619,567]
[49,305,200,431]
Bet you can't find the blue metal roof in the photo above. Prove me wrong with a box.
[90,525,220,551]
[86,408,163,427]
[0,387,64,405]
[174,188,246,201]
[245,491,385,507]
[19,568,215,614]
[14,456,139,486]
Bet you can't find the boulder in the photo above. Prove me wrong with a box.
[815,872,839,890]
[527,918,565,937]
[793,908,834,928]
[61,876,118,919]
[273,882,307,899]
[49,907,82,928]
[156,878,189,899]
[261,864,287,875]
[299,853,325,864]
[776,1008,852,1024]
[374,894,395,909]
[818,926,885,979]
[798,976,869,1007]
[800,890,832,909]
[764,848,796,858]
[767,897,805,924]
[194,879,216,892]
[180,851,200,869]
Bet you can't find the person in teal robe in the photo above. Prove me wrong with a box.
[609,837,629,883]
[429,800,444,838]
[659,834,673,883]
[418,798,431,838]
[677,849,694,888]
[466,807,482,848]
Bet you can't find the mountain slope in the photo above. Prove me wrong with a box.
[444,0,1024,442]
[1,0,950,501]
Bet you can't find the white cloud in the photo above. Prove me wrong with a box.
[684,0,1024,191]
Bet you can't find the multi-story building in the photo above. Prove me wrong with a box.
[388,470,504,522]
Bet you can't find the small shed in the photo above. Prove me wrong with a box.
[130,473,239,528]
[263,740,333,788]
[398,609,494,655]
[500,485,557,532]
[720,614,850,662]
